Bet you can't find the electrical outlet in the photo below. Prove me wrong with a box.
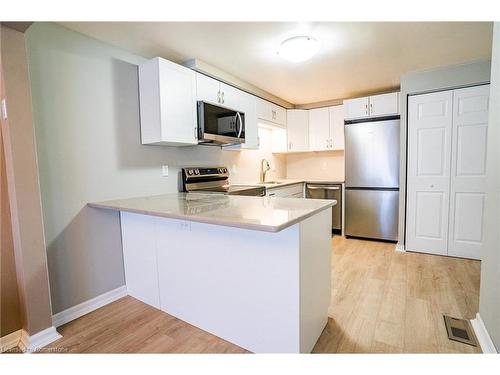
[161,165,169,177]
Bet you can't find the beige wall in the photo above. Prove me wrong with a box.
[479,22,500,351]
[1,25,53,335]
[286,151,345,182]
[1,123,22,337]
[26,22,286,314]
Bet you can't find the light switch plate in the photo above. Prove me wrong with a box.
[161,165,169,177]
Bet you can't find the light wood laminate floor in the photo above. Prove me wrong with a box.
[43,236,481,354]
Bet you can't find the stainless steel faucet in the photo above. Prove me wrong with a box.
[260,159,271,183]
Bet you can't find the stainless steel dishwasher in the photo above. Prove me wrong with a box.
[305,183,342,232]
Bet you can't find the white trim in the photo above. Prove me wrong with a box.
[52,285,127,327]
[395,243,406,252]
[471,313,498,354]
[18,327,62,353]
[0,329,22,353]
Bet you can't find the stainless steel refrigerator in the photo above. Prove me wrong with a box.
[344,117,400,241]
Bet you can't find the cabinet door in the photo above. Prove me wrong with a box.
[447,85,489,260]
[406,90,453,256]
[286,110,309,152]
[220,82,246,112]
[344,97,369,120]
[196,73,220,105]
[257,98,272,122]
[240,92,258,149]
[272,104,287,127]
[159,58,198,145]
[308,107,330,151]
[369,92,399,117]
[329,105,345,150]
[120,212,160,308]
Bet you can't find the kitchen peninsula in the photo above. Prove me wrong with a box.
[89,193,335,353]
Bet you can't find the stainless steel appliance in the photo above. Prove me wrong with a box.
[306,183,342,232]
[197,102,245,146]
[344,116,400,241]
[181,167,265,196]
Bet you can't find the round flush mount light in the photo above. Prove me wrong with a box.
[277,36,320,63]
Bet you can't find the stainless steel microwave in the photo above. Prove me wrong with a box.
[197,101,245,146]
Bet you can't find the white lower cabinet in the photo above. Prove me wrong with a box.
[406,84,489,260]
[266,183,304,198]
[119,210,331,353]
[120,212,160,308]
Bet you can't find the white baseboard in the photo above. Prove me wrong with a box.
[471,313,498,354]
[395,243,406,252]
[52,285,127,327]
[0,329,22,353]
[18,326,62,353]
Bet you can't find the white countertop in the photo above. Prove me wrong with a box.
[240,179,345,190]
[89,193,336,233]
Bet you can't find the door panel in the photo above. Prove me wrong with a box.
[329,105,345,150]
[369,92,399,117]
[344,97,369,120]
[286,110,309,152]
[308,107,330,151]
[196,73,220,105]
[414,192,445,239]
[406,90,453,256]
[344,119,400,188]
[448,85,489,259]
[345,189,399,241]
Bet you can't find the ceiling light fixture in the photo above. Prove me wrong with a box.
[277,36,320,63]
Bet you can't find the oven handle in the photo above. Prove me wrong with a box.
[236,112,243,138]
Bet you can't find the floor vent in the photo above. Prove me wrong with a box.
[443,315,478,347]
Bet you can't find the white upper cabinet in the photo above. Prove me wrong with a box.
[286,110,309,152]
[256,98,287,127]
[308,107,330,151]
[344,97,369,120]
[196,73,221,105]
[139,57,197,146]
[195,73,249,115]
[308,105,345,152]
[369,92,399,117]
[330,105,345,150]
[196,74,258,150]
[344,92,399,120]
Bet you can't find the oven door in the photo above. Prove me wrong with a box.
[197,101,245,145]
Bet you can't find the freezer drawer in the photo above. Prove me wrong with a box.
[345,189,399,241]
[345,119,400,188]
[306,184,342,231]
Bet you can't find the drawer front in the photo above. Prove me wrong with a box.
[267,183,304,197]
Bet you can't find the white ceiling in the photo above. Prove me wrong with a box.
[58,22,493,105]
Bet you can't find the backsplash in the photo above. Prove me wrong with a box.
[286,150,345,182]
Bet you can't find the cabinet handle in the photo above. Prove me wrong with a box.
[370,103,373,114]
[217,91,221,103]
[289,142,292,150]
[221,91,225,104]
[194,127,198,140]
[365,103,368,115]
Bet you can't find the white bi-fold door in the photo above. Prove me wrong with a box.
[406,85,490,260]
[407,90,453,256]
[447,85,490,259]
